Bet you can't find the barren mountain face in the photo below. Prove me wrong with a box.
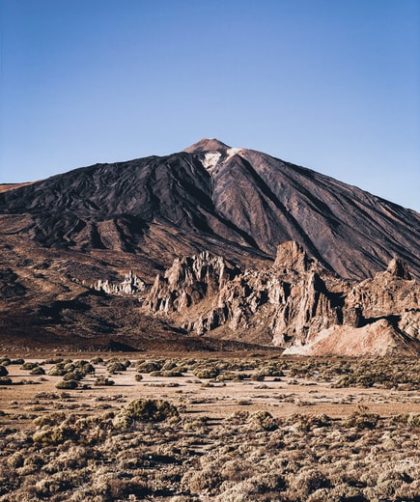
[1,138,419,279]
[0,139,418,353]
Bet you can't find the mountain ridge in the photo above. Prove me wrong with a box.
[0,138,419,281]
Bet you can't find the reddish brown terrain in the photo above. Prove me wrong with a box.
[0,355,419,501]
[1,141,419,501]
[0,139,419,354]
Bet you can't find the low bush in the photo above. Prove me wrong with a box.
[113,399,179,428]
[56,379,78,390]
[107,362,126,374]
[137,361,163,373]
[94,376,115,386]
[30,367,45,376]
[21,362,38,371]
[193,367,220,379]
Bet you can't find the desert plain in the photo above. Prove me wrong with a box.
[0,353,419,501]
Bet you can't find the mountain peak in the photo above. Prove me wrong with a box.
[184,138,231,153]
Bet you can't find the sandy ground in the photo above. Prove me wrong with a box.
[1,358,420,429]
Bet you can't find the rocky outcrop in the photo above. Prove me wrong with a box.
[346,266,419,321]
[144,251,240,314]
[93,271,145,296]
[283,319,420,357]
[273,241,314,274]
[142,241,420,355]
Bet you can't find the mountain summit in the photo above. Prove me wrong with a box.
[0,140,419,281]
[183,138,231,153]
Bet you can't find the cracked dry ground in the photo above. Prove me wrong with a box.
[0,355,419,501]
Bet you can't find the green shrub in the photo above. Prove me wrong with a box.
[56,379,78,390]
[30,366,45,375]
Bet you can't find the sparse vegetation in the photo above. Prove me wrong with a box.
[0,354,419,501]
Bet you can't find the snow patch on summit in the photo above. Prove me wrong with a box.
[202,152,222,169]
[226,147,243,160]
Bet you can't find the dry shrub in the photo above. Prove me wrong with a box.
[137,360,163,373]
[56,379,78,390]
[107,361,126,374]
[248,411,278,431]
[292,470,331,498]
[193,367,220,379]
[94,376,115,386]
[30,366,45,375]
[20,362,39,370]
[113,399,179,429]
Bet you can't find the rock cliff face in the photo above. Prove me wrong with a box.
[144,251,240,314]
[140,241,420,355]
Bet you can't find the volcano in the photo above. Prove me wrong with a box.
[0,139,419,352]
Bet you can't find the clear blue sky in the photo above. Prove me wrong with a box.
[1,0,419,210]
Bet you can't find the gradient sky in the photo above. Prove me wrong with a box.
[1,0,419,210]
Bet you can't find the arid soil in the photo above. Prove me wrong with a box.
[0,354,419,501]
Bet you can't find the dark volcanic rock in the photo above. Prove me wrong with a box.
[0,139,419,280]
[0,269,26,299]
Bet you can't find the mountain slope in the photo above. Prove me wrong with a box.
[0,138,419,280]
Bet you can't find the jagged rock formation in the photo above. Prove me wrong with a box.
[142,241,420,355]
[144,251,240,313]
[92,271,145,296]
